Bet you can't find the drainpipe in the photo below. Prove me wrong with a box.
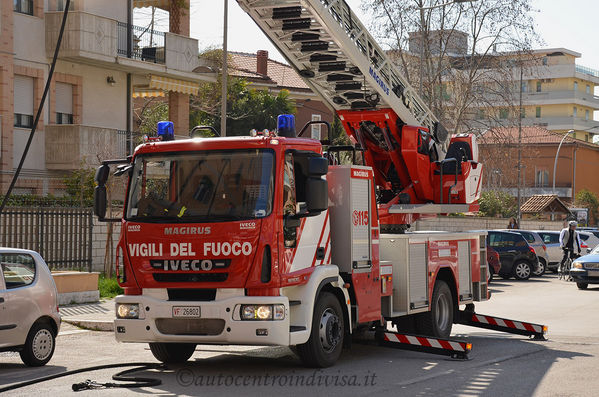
[572,144,577,201]
[126,0,133,154]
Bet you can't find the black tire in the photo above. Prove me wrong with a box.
[499,272,511,280]
[296,292,344,368]
[149,343,196,363]
[19,321,56,367]
[533,259,546,277]
[576,282,588,290]
[512,261,532,280]
[415,280,454,338]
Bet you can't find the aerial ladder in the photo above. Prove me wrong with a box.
[237,0,483,231]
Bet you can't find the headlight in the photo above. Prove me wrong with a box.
[116,303,139,319]
[572,262,583,269]
[240,304,285,321]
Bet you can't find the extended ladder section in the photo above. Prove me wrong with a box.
[236,0,444,138]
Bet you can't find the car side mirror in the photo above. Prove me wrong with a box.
[94,186,107,219]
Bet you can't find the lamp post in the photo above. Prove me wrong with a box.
[552,129,575,195]
[416,0,476,96]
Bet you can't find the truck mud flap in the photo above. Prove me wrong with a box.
[375,330,471,360]
[457,307,547,340]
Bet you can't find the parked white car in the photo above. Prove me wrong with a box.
[0,248,61,366]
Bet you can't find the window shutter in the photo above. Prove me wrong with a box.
[14,75,34,116]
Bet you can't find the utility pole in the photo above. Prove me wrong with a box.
[517,64,523,223]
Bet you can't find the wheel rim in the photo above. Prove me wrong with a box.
[32,329,53,361]
[515,262,530,279]
[534,262,544,276]
[435,292,451,332]
[319,308,341,353]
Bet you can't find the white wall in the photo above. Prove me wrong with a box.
[13,129,46,170]
[14,14,46,65]
[80,0,128,22]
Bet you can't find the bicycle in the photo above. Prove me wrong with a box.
[558,250,580,281]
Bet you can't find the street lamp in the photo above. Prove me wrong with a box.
[552,129,575,194]
[417,0,477,96]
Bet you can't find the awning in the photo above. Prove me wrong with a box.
[132,89,165,98]
[133,0,169,10]
[149,75,199,95]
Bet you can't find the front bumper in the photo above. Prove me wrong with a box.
[113,294,291,345]
[569,268,599,284]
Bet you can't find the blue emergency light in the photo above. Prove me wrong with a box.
[157,121,175,141]
[277,114,296,138]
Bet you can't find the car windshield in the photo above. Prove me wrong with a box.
[126,149,275,222]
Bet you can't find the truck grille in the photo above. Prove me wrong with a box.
[155,318,225,336]
[167,288,216,301]
[153,273,228,283]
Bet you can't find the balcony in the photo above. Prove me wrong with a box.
[499,187,573,199]
[521,117,599,132]
[45,125,129,170]
[523,90,599,108]
[45,11,212,81]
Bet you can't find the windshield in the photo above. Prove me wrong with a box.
[126,149,274,222]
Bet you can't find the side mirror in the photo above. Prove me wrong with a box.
[95,164,110,186]
[308,156,328,176]
[94,186,107,219]
[306,178,328,213]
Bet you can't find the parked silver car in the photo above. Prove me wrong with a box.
[0,248,61,366]
[535,230,595,272]
[501,230,549,276]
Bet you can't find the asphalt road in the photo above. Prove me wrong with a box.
[2,274,599,396]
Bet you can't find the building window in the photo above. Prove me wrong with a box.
[573,107,577,117]
[585,134,589,142]
[13,0,33,15]
[587,85,591,94]
[55,82,73,124]
[521,81,528,92]
[586,110,590,121]
[535,170,549,187]
[542,57,548,66]
[499,108,508,119]
[520,108,526,119]
[536,81,542,92]
[536,107,541,118]
[476,109,485,120]
[574,81,578,91]
[14,75,34,128]
[311,114,321,140]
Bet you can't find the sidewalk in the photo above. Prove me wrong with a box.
[59,298,115,331]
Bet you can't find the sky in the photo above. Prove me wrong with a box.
[134,0,599,68]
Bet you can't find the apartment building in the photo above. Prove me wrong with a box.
[0,0,214,195]
[469,48,599,142]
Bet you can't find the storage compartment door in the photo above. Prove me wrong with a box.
[458,240,472,301]
[351,177,371,269]
[409,242,428,310]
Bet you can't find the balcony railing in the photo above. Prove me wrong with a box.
[117,22,165,64]
[576,65,599,79]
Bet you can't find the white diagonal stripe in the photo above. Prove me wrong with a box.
[514,321,526,330]
[428,339,443,349]
[449,341,464,351]
[386,333,399,343]
[495,318,507,327]
[406,335,420,345]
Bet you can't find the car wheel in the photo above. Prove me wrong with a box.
[19,322,56,367]
[533,259,546,277]
[415,280,454,338]
[512,261,532,280]
[499,272,511,280]
[297,292,344,368]
[576,282,588,290]
[149,343,196,363]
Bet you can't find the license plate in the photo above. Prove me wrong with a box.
[587,270,599,277]
[172,306,200,318]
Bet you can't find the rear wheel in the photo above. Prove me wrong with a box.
[513,261,532,280]
[576,282,588,290]
[149,343,196,363]
[415,280,453,338]
[297,292,344,368]
[533,259,546,277]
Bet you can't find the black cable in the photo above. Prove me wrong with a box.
[0,362,164,393]
[0,0,71,214]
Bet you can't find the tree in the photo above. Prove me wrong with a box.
[478,190,516,218]
[575,189,599,226]
[361,0,539,134]
[63,166,95,207]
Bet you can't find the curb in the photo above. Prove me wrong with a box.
[63,319,114,332]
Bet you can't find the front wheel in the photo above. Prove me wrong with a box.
[149,343,196,363]
[415,280,453,338]
[576,282,588,290]
[297,292,344,368]
[533,259,546,277]
[20,322,56,367]
[513,261,532,280]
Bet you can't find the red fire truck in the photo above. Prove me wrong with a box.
[93,0,546,368]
